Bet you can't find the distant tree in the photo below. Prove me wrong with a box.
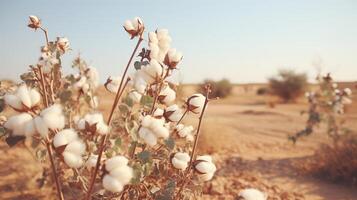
[269,69,307,102]
[199,79,232,98]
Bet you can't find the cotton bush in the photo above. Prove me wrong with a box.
[0,15,217,200]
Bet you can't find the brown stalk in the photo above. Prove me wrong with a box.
[85,37,143,200]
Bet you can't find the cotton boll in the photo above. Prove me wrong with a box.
[139,127,157,147]
[16,85,32,108]
[187,94,206,114]
[129,91,142,103]
[238,188,267,200]
[146,59,163,79]
[156,29,169,40]
[141,115,153,128]
[105,156,129,172]
[53,129,78,148]
[123,20,134,31]
[172,152,190,170]
[110,165,133,184]
[4,113,33,136]
[344,88,352,96]
[164,104,183,122]
[198,172,215,182]
[4,94,22,110]
[176,124,194,138]
[74,76,87,89]
[153,108,164,117]
[153,125,169,139]
[86,67,99,88]
[29,89,41,106]
[159,85,176,105]
[56,37,70,54]
[86,154,99,168]
[63,152,84,168]
[102,174,124,193]
[24,120,36,136]
[65,139,86,155]
[148,32,158,44]
[194,155,217,181]
[34,117,49,137]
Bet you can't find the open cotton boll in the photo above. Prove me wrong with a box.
[164,48,183,69]
[77,113,109,135]
[145,59,163,79]
[65,139,86,155]
[172,152,190,170]
[105,156,129,172]
[4,113,33,136]
[152,125,169,139]
[159,85,176,105]
[86,67,99,88]
[34,116,49,137]
[16,85,32,108]
[123,17,144,39]
[176,124,194,139]
[24,120,36,136]
[129,91,142,103]
[164,104,183,122]
[195,155,217,181]
[53,129,78,148]
[63,152,84,168]
[238,188,267,200]
[102,174,124,193]
[187,93,206,114]
[74,76,87,89]
[86,154,98,168]
[344,88,352,96]
[110,165,134,184]
[56,37,70,54]
[40,104,65,130]
[139,127,157,147]
[153,108,164,117]
[4,94,22,110]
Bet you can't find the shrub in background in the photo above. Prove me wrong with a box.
[199,79,232,98]
[268,69,307,102]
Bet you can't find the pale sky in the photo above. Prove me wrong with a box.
[0,0,356,83]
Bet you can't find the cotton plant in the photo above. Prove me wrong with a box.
[0,15,217,200]
[290,73,353,143]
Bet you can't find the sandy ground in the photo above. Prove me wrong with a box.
[1,84,357,199]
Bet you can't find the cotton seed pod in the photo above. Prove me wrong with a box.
[102,174,124,193]
[175,124,194,140]
[34,116,49,137]
[56,37,70,54]
[171,152,190,170]
[65,140,86,155]
[164,48,183,69]
[28,15,41,29]
[238,188,267,200]
[153,108,164,117]
[123,17,144,39]
[164,104,183,122]
[187,93,206,114]
[4,113,33,136]
[158,85,176,105]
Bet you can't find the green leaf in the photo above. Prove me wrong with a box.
[123,96,134,107]
[164,137,175,150]
[0,99,5,112]
[131,163,142,184]
[156,180,176,200]
[6,135,26,147]
[140,95,154,107]
[138,150,152,164]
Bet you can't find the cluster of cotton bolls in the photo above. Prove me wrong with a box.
[102,156,133,192]
[53,129,86,168]
[4,84,66,138]
[77,113,110,135]
[138,115,169,147]
[73,66,99,93]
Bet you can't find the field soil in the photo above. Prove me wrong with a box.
[1,84,357,200]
